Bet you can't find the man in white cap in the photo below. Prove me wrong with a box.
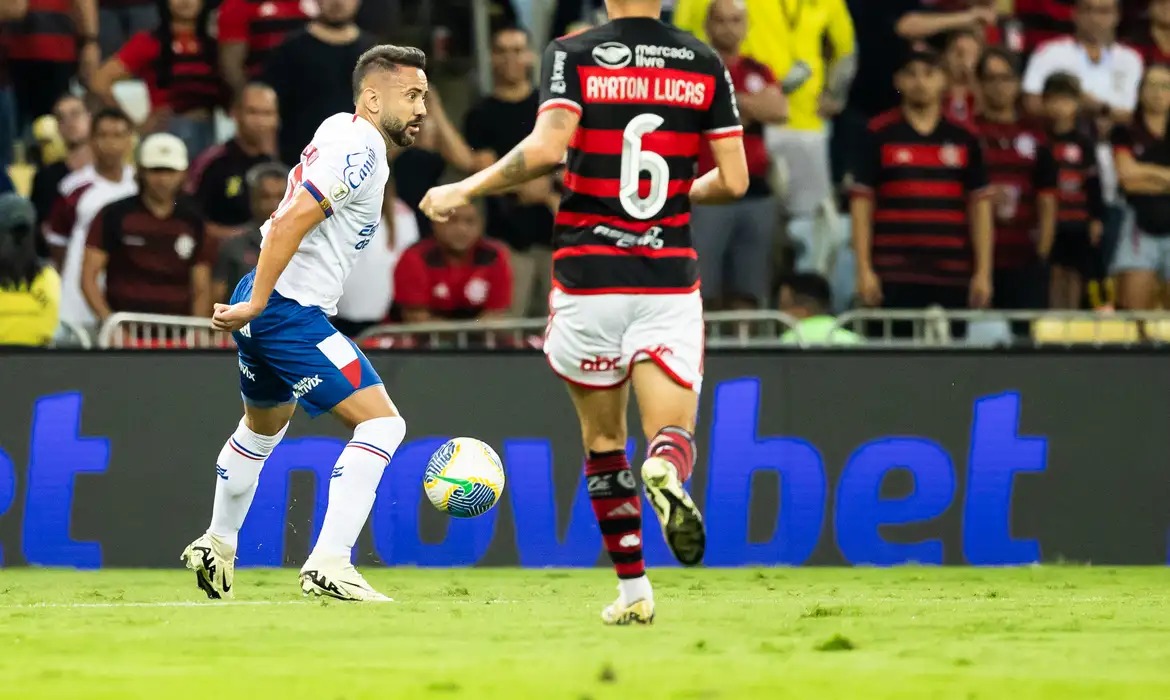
[81,133,214,324]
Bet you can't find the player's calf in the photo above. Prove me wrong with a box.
[300,414,406,601]
[586,450,653,613]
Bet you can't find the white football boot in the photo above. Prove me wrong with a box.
[601,586,655,626]
[641,457,706,566]
[181,533,235,599]
[299,556,392,602]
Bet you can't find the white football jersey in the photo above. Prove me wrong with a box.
[265,113,390,316]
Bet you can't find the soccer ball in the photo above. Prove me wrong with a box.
[423,438,506,518]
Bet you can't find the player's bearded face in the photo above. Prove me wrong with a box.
[381,70,428,147]
[383,113,422,147]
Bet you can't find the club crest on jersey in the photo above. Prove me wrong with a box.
[593,42,632,69]
[343,147,377,189]
[1015,133,1037,159]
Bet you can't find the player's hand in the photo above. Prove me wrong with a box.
[1089,221,1104,246]
[969,272,993,309]
[420,183,470,222]
[857,267,882,307]
[211,301,263,332]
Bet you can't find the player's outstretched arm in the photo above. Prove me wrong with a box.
[419,107,578,221]
[211,187,325,331]
[689,136,749,205]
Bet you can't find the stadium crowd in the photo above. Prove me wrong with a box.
[0,0,1169,347]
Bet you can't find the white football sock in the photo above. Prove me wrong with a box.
[310,416,407,561]
[619,575,653,605]
[208,418,288,549]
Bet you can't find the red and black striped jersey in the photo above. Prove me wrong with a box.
[851,109,990,287]
[217,0,314,76]
[537,17,743,295]
[974,116,1058,269]
[1014,0,1075,52]
[3,0,76,63]
[1048,130,1104,227]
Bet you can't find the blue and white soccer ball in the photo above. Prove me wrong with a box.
[423,438,506,518]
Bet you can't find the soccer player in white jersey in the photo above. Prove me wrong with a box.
[179,45,428,602]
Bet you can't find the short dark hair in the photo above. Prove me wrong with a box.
[352,45,427,100]
[91,107,133,133]
[976,47,1019,80]
[246,161,289,190]
[1042,72,1082,98]
[780,273,833,312]
[235,81,277,108]
[491,23,529,45]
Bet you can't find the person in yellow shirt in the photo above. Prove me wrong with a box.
[0,194,61,347]
[675,0,856,222]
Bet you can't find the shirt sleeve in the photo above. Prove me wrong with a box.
[44,193,76,246]
[1110,124,1133,155]
[965,134,991,196]
[1035,143,1059,193]
[1021,44,1056,96]
[192,218,216,266]
[825,0,857,58]
[849,125,881,197]
[392,246,429,308]
[462,103,491,151]
[216,0,251,43]
[85,209,113,251]
[701,54,744,139]
[298,128,382,219]
[537,39,584,117]
[484,247,513,312]
[117,31,157,77]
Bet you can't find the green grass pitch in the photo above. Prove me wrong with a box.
[2,567,1169,699]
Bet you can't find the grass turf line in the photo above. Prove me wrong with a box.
[1,567,1169,699]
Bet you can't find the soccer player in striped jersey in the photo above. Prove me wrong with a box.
[180,45,427,602]
[421,0,748,625]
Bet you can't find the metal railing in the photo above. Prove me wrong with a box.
[356,310,807,349]
[832,308,1170,348]
[98,312,235,349]
[91,308,1170,350]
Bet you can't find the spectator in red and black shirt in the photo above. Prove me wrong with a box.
[1129,0,1170,65]
[393,203,512,322]
[1042,73,1108,308]
[4,0,99,131]
[1016,0,1076,52]
[1110,63,1170,308]
[91,0,226,157]
[974,47,1058,312]
[80,133,213,322]
[217,0,314,97]
[851,49,993,326]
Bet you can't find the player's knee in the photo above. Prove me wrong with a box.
[352,415,408,455]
